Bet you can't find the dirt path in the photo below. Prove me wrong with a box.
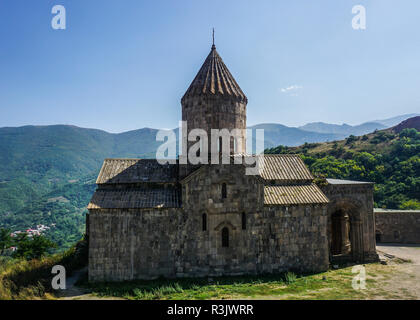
[58,267,124,300]
[376,244,420,299]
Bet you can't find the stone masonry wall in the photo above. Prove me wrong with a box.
[88,204,329,281]
[375,210,420,244]
[182,96,247,158]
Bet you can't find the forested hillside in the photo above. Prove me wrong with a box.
[266,126,420,209]
[0,125,161,250]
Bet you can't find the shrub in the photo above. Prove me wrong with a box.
[284,272,297,284]
[345,135,358,145]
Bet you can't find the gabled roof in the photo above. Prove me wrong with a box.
[259,155,314,182]
[182,45,247,102]
[179,166,206,184]
[264,184,329,205]
[88,188,181,209]
[96,159,178,184]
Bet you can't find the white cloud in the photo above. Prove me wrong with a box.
[280,85,303,96]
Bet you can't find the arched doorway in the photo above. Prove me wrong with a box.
[222,227,229,247]
[375,231,382,243]
[330,210,352,256]
[328,200,365,263]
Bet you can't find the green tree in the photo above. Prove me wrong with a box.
[0,228,12,255]
[399,199,420,210]
[399,128,419,139]
[12,233,57,260]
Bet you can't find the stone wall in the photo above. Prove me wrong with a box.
[375,209,420,244]
[181,95,247,162]
[88,204,329,281]
[181,164,263,215]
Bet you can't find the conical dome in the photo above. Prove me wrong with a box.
[182,45,247,103]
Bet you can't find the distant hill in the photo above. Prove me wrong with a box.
[248,123,341,150]
[393,116,420,133]
[0,125,162,178]
[373,113,420,127]
[298,121,386,136]
[0,125,164,214]
[298,114,419,136]
[0,125,165,249]
[266,117,420,210]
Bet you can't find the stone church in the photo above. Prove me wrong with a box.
[87,43,378,281]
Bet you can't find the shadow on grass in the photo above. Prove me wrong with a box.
[77,271,310,300]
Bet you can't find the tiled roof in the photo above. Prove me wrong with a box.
[259,155,314,182]
[182,45,247,102]
[88,188,181,209]
[96,159,178,184]
[264,184,329,205]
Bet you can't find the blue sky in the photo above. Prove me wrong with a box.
[0,0,419,133]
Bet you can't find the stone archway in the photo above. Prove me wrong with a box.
[327,200,364,263]
[331,210,351,255]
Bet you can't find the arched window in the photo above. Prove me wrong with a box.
[222,227,229,247]
[242,212,246,230]
[202,213,207,231]
[221,183,227,199]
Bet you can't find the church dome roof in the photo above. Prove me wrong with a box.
[182,45,247,103]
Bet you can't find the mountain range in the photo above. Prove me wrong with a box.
[1,113,417,186]
[0,113,418,249]
[297,113,419,136]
